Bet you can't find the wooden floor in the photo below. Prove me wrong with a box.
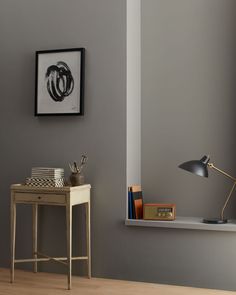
[0,268,235,295]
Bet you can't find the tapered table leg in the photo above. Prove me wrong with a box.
[66,203,72,290]
[32,204,38,273]
[86,201,91,278]
[10,195,16,283]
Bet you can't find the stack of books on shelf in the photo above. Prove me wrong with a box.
[26,167,65,187]
[128,185,143,219]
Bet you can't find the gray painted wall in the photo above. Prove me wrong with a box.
[1,0,236,292]
[0,0,127,275]
[141,0,236,291]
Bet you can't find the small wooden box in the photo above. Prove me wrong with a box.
[143,203,176,221]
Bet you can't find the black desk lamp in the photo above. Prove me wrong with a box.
[179,155,236,224]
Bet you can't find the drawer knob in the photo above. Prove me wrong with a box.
[38,196,42,200]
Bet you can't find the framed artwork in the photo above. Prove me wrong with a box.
[35,48,85,116]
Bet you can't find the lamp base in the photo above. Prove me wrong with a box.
[203,218,227,224]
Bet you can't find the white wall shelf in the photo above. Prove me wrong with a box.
[125,216,236,232]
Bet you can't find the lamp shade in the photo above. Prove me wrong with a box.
[178,155,210,178]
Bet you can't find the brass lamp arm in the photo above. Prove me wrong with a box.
[208,162,236,221]
[208,163,236,182]
[220,182,236,221]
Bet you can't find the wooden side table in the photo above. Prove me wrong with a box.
[10,184,91,290]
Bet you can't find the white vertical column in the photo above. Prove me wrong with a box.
[126,0,141,218]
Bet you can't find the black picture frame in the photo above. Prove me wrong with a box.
[35,48,85,116]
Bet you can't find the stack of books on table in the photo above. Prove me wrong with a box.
[26,167,65,187]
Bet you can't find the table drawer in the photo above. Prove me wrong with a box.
[14,192,66,204]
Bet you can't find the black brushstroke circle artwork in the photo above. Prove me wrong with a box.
[45,61,74,102]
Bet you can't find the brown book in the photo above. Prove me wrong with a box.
[130,185,141,193]
[134,199,143,219]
